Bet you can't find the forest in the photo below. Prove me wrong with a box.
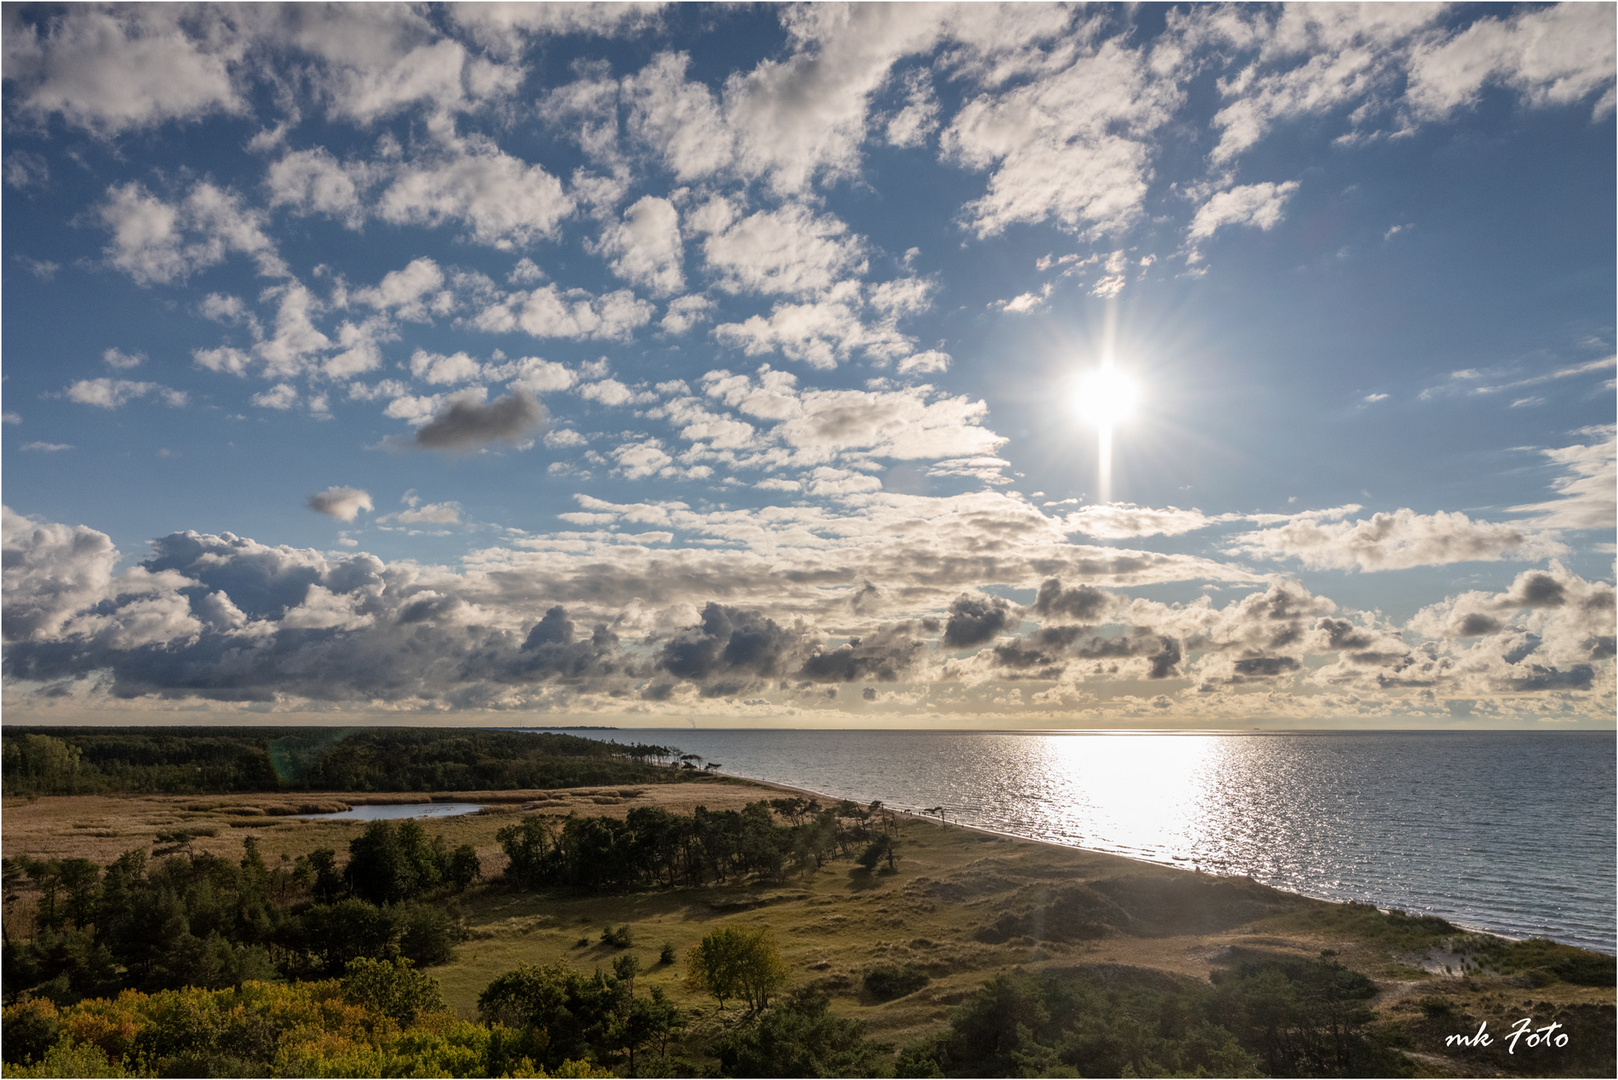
[1,727,681,796]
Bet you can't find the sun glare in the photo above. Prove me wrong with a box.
[1075,363,1140,430]
[1074,360,1141,503]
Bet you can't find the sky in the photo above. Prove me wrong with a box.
[2,1,1614,730]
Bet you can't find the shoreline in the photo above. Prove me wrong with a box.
[706,767,1617,956]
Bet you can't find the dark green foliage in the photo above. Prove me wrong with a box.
[857,833,898,872]
[341,955,444,1024]
[3,825,474,1005]
[478,959,683,1073]
[864,963,930,1001]
[1,726,679,796]
[601,923,634,947]
[659,942,677,965]
[906,958,1413,1078]
[710,988,892,1078]
[497,798,878,893]
[0,996,61,1065]
[1466,935,1618,987]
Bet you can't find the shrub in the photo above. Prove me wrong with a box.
[659,942,677,965]
[864,963,930,1001]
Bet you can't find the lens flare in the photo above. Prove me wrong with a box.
[1074,364,1140,429]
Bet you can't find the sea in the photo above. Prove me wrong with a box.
[527,729,1616,954]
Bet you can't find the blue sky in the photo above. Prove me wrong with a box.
[3,2,1613,728]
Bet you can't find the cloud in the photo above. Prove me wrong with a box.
[3,5,244,135]
[98,181,286,285]
[250,383,299,410]
[377,142,573,249]
[414,391,545,450]
[1188,181,1301,242]
[595,195,684,296]
[65,379,186,409]
[101,347,144,369]
[702,204,868,297]
[943,36,1181,237]
[1228,507,1558,571]
[409,349,483,385]
[19,442,73,453]
[476,284,655,341]
[388,500,462,526]
[1405,3,1617,122]
[354,257,447,319]
[308,486,373,522]
[1508,426,1617,531]
[661,295,715,336]
[265,147,371,227]
[1064,503,1218,540]
[943,593,1015,648]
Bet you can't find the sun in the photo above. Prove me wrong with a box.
[1074,362,1140,430]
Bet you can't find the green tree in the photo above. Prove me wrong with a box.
[341,955,445,1024]
[712,988,891,1078]
[686,926,788,1012]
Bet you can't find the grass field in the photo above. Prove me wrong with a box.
[5,778,1613,1077]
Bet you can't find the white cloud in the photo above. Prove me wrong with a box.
[266,146,370,227]
[354,257,446,319]
[193,346,254,376]
[703,204,868,297]
[450,3,663,56]
[897,350,951,375]
[1406,3,1617,122]
[409,349,483,385]
[544,428,589,449]
[613,439,675,479]
[943,38,1182,238]
[885,68,940,147]
[259,4,517,125]
[1228,507,1559,571]
[99,181,286,285]
[995,284,1053,314]
[1188,181,1301,242]
[65,378,186,409]
[661,295,716,335]
[1509,427,1617,531]
[255,283,332,378]
[491,356,577,396]
[476,284,655,341]
[308,486,373,522]
[251,383,300,410]
[377,141,573,249]
[386,499,462,525]
[19,442,73,453]
[1065,504,1217,540]
[3,5,244,136]
[623,52,735,183]
[99,347,143,370]
[712,283,918,370]
[595,195,684,295]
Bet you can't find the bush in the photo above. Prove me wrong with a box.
[711,988,891,1078]
[600,924,632,948]
[659,942,676,965]
[864,963,930,1001]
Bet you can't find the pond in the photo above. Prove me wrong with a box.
[297,802,485,821]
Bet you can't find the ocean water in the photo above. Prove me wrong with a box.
[550,729,1615,953]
